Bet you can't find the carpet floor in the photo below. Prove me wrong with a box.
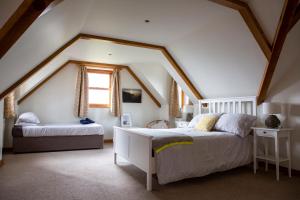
[0,144,299,200]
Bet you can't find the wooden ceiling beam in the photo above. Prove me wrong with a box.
[71,60,161,107]
[17,60,162,108]
[70,60,126,69]
[209,0,246,10]
[209,0,272,60]
[40,0,63,17]
[161,47,203,99]
[0,0,60,59]
[257,0,299,104]
[124,66,161,108]
[0,34,80,100]
[1,33,203,101]
[288,3,300,32]
[79,34,163,50]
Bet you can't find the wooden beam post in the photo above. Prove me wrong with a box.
[209,0,272,60]
[0,0,60,59]
[161,47,203,99]
[0,34,80,100]
[124,66,161,107]
[257,0,299,104]
[288,3,300,32]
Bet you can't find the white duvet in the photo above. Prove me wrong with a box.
[22,123,104,137]
[153,128,253,184]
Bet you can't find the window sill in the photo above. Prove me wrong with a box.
[89,104,111,108]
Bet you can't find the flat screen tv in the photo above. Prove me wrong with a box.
[122,88,142,103]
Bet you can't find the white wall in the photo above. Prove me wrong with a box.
[0,100,4,161]
[257,22,300,170]
[14,64,165,145]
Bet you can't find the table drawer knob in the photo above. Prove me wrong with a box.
[263,131,267,134]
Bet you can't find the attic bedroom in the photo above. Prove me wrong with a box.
[0,0,299,199]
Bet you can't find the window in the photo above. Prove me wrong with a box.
[178,86,190,109]
[87,69,112,108]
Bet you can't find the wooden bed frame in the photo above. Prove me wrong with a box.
[113,96,257,191]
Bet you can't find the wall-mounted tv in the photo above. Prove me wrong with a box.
[122,89,142,103]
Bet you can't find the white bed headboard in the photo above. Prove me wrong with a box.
[199,96,257,116]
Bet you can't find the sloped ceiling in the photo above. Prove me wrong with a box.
[0,0,94,93]
[18,39,172,104]
[245,0,285,43]
[0,0,287,101]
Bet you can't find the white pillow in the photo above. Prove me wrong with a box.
[16,112,40,125]
[188,113,221,128]
[214,113,256,137]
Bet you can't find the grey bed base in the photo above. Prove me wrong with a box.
[13,135,104,153]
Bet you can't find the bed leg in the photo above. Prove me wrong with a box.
[114,153,117,164]
[147,172,152,191]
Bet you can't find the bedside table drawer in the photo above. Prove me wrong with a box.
[255,129,276,137]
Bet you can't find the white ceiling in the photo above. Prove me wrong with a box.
[0,0,287,101]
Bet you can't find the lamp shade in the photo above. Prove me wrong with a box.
[262,103,281,114]
[183,105,194,113]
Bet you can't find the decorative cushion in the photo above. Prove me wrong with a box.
[214,113,256,137]
[188,113,221,128]
[195,115,219,131]
[16,112,40,125]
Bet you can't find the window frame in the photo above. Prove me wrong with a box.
[87,69,112,108]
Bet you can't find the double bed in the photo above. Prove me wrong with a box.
[13,123,104,153]
[113,96,257,191]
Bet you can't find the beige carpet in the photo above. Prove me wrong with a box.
[0,144,299,200]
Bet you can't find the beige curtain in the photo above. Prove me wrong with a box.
[74,65,89,118]
[4,92,16,119]
[110,69,121,117]
[169,79,180,117]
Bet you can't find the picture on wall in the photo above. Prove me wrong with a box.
[122,88,142,103]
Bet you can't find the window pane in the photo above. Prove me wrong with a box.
[89,89,110,105]
[88,73,110,88]
[178,86,182,108]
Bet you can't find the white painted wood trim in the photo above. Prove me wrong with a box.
[113,126,154,190]
[199,96,257,116]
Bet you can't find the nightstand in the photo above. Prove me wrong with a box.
[252,127,293,181]
[175,121,189,128]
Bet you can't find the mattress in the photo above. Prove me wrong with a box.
[13,123,104,137]
[129,128,253,184]
[158,128,252,184]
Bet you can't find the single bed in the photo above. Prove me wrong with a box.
[13,123,104,153]
[113,96,257,191]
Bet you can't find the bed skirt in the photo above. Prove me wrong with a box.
[13,135,103,153]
